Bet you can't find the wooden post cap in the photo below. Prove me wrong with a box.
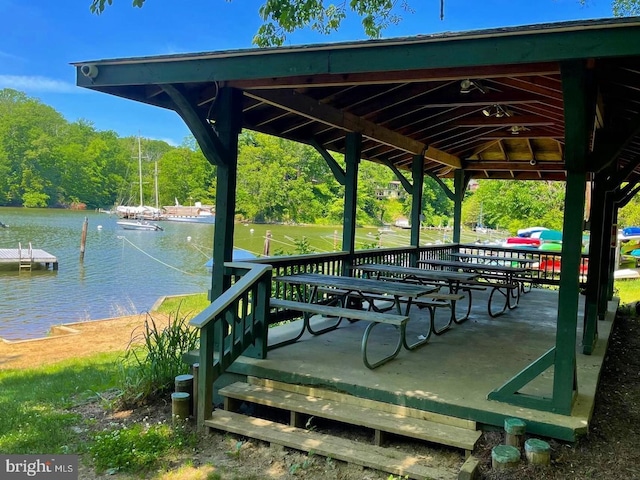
[525,438,551,466]
[525,438,550,453]
[504,417,527,435]
[175,374,194,386]
[491,445,521,470]
[171,392,191,422]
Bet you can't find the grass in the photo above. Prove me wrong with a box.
[614,278,640,305]
[156,293,208,319]
[0,352,120,454]
[118,309,199,407]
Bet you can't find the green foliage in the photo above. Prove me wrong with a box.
[118,308,199,407]
[88,421,196,474]
[0,353,120,454]
[615,279,640,305]
[156,293,209,317]
[610,0,640,16]
[463,180,565,234]
[89,1,638,47]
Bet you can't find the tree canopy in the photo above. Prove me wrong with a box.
[11,87,640,234]
[90,0,640,47]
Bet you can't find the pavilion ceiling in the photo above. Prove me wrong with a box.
[75,18,640,183]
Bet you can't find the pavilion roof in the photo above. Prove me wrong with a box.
[74,17,640,181]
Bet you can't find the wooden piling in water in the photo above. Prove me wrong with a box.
[80,217,88,261]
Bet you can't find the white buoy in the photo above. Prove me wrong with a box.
[187,236,192,242]
[97,225,103,230]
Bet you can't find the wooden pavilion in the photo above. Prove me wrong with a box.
[75,16,640,469]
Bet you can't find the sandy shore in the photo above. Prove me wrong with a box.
[0,313,171,370]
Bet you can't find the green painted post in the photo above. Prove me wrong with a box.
[552,60,592,413]
[210,88,243,299]
[583,177,606,354]
[342,132,361,276]
[410,154,425,266]
[452,170,465,244]
[607,206,619,300]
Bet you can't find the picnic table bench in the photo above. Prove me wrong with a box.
[417,258,528,317]
[354,263,475,332]
[271,273,438,368]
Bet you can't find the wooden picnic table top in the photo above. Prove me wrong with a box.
[417,258,528,274]
[355,263,478,283]
[274,273,437,298]
[451,253,538,265]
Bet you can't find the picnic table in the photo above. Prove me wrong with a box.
[354,263,477,330]
[417,258,527,317]
[272,273,438,368]
[451,252,538,267]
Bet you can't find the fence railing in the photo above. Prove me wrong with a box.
[457,243,588,287]
[189,261,272,428]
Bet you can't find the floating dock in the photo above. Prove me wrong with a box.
[0,244,58,271]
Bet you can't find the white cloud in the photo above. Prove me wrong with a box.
[0,50,20,60]
[0,75,78,93]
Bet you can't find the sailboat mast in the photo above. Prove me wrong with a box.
[138,136,144,206]
[154,160,159,210]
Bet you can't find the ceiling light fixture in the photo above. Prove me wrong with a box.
[482,105,510,118]
[460,79,473,94]
[509,125,527,135]
[460,79,487,95]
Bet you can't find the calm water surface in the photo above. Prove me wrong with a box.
[0,208,404,340]
[0,207,500,340]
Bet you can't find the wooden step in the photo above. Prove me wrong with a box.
[247,376,477,431]
[205,409,459,480]
[219,381,481,451]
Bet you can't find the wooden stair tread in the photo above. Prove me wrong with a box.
[219,382,481,451]
[205,409,458,480]
[248,377,477,430]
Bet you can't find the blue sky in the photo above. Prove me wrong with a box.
[0,0,615,146]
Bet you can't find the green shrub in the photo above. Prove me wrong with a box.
[118,306,199,407]
[89,421,195,474]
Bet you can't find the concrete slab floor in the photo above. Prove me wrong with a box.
[227,288,617,441]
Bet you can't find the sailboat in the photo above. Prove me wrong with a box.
[116,136,163,231]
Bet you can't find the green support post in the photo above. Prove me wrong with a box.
[341,132,361,276]
[553,171,586,412]
[607,207,619,300]
[211,88,243,299]
[452,170,466,244]
[489,60,592,414]
[552,60,592,413]
[582,177,605,354]
[410,154,425,266]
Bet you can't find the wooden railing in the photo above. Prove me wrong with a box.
[190,243,587,427]
[457,243,588,287]
[190,262,272,428]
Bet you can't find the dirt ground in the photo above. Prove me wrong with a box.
[0,314,171,370]
[3,308,640,479]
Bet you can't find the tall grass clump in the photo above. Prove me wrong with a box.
[118,305,199,407]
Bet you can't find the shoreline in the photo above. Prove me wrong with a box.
[0,312,171,370]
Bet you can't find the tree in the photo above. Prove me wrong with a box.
[90,1,639,47]
[89,1,428,46]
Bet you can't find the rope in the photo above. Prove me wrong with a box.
[117,236,198,276]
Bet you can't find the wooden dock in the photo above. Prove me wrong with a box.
[0,244,58,271]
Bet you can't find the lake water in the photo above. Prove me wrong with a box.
[0,207,502,340]
[0,208,402,340]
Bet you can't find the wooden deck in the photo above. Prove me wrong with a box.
[0,248,58,270]
[212,287,616,443]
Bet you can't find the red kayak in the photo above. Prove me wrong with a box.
[505,237,541,247]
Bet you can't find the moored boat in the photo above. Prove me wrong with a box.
[116,219,163,231]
